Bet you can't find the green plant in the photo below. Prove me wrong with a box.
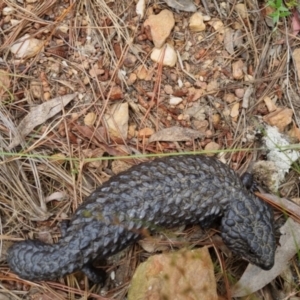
[267,0,290,25]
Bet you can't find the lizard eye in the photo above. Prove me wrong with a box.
[248,248,255,255]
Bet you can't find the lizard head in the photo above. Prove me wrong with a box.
[220,194,275,270]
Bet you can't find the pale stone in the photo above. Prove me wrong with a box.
[11,34,44,58]
[203,15,211,21]
[189,12,206,32]
[263,108,293,132]
[138,127,154,138]
[103,103,129,139]
[263,96,277,112]
[127,73,137,85]
[136,0,146,18]
[84,112,96,126]
[223,93,236,103]
[144,10,175,48]
[209,18,224,33]
[169,97,183,105]
[3,7,14,15]
[235,3,248,18]
[151,44,177,67]
[136,65,150,80]
[232,60,244,79]
[30,80,43,99]
[230,102,240,118]
[205,142,220,155]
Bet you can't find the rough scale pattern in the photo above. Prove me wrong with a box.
[7,155,276,282]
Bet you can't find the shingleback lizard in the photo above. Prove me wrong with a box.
[7,155,276,282]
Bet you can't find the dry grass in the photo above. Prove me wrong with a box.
[0,0,300,299]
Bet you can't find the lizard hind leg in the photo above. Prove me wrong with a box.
[81,263,107,284]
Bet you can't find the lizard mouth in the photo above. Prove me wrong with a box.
[259,262,274,271]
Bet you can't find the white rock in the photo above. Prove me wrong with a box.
[110,271,116,280]
[3,7,14,15]
[178,78,183,88]
[10,34,44,58]
[202,15,211,21]
[169,97,183,105]
[10,19,20,26]
[58,25,69,34]
[136,0,146,18]
[103,103,129,139]
[150,44,177,67]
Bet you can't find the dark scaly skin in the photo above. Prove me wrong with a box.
[7,155,276,282]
